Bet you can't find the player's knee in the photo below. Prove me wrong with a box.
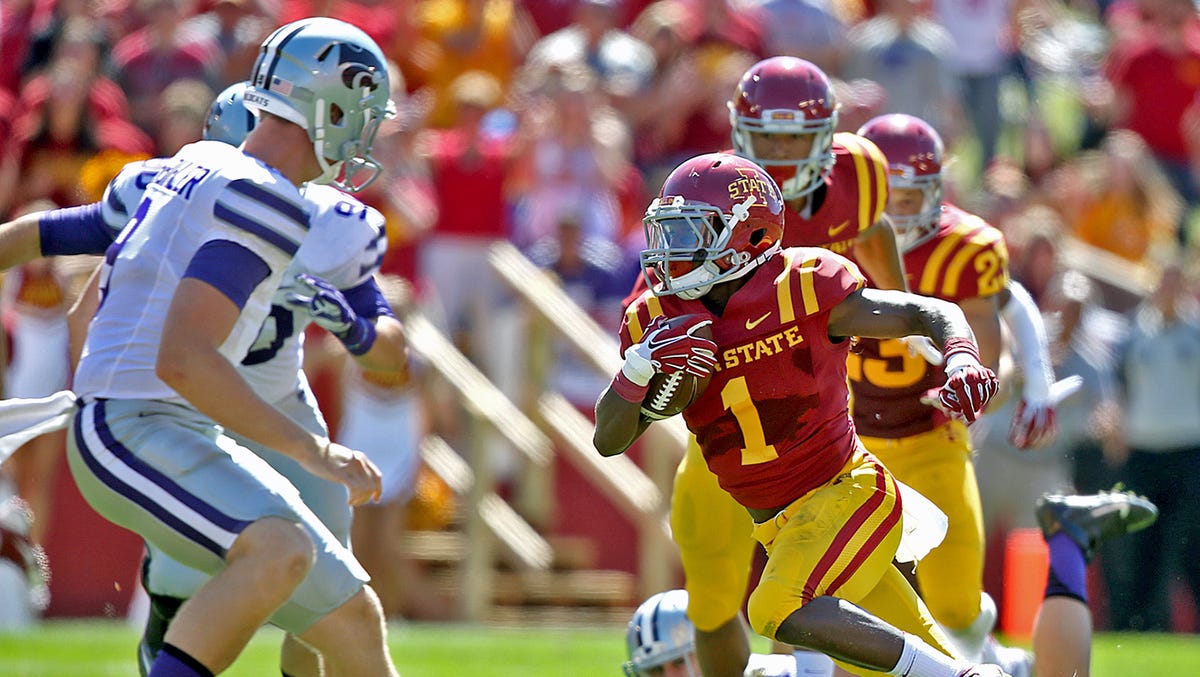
[747,585,834,643]
[230,517,316,584]
[686,579,746,632]
[746,585,788,640]
[333,585,387,632]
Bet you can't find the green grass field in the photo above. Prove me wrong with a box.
[1,621,1199,676]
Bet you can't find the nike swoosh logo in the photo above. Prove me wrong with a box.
[746,312,771,330]
[828,220,852,237]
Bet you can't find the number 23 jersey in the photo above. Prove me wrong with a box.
[620,248,866,511]
[850,204,1009,438]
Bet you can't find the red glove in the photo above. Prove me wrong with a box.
[630,315,718,378]
[613,315,718,402]
[1009,400,1058,449]
[935,337,999,424]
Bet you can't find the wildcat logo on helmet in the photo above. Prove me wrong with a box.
[727,167,779,206]
[321,43,385,91]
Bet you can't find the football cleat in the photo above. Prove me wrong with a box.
[1035,490,1158,561]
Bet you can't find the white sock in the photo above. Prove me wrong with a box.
[887,634,972,677]
[792,649,835,676]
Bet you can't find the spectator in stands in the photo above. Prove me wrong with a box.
[931,0,1022,177]
[753,0,849,73]
[1110,257,1200,631]
[0,0,37,95]
[842,0,963,145]
[524,0,656,116]
[184,0,277,89]
[401,0,537,128]
[110,0,220,138]
[1103,0,1200,242]
[153,79,216,156]
[1049,131,1181,264]
[526,213,629,410]
[417,70,515,383]
[13,0,109,90]
[507,64,629,248]
[0,31,152,217]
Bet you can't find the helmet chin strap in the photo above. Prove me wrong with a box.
[308,97,347,186]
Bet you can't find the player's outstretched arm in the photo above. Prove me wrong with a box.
[828,287,974,346]
[0,211,49,271]
[830,287,999,422]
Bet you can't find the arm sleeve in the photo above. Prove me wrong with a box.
[1001,280,1055,402]
[341,277,395,320]
[38,203,117,256]
[182,239,271,310]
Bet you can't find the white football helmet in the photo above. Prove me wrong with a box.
[623,589,699,677]
[245,17,393,192]
[203,82,257,146]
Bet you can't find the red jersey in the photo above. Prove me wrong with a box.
[850,205,1009,438]
[620,248,866,510]
[781,133,889,260]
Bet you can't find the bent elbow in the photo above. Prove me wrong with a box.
[156,350,187,390]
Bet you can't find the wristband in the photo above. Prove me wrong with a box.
[942,337,981,374]
[611,371,651,403]
[340,316,377,356]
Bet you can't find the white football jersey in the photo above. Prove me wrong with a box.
[241,183,386,402]
[74,141,310,403]
[93,156,387,404]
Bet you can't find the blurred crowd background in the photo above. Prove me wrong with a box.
[2,0,1200,637]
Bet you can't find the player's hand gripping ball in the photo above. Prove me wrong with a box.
[637,315,715,420]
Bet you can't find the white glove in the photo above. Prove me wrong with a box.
[901,335,944,366]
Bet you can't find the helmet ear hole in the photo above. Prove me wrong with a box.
[329,103,345,126]
[749,229,765,246]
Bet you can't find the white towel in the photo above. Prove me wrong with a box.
[895,479,949,565]
[0,391,77,465]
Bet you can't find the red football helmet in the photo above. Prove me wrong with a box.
[642,153,785,299]
[728,56,838,201]
[857,113,945,251]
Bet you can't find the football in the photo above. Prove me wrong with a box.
[638,317,714,420]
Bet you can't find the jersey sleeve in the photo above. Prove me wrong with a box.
[211,177,310,276]
[618,289,667,353]
[912,218,1010,302]
[100,158,163,235]
[779,248,866,322]
[833,132,889,234]
[295,189,388,290]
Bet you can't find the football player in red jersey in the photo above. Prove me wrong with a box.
[596,153,1008,677]
[654,56,910,677]
[853,114,1057,675]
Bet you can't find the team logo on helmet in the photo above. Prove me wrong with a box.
[728,167,779,207]
[324,43,385,91]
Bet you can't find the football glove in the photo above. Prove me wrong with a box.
[932,337,999,424]
[900,335,944,366]
[1009,400,1057,449]
[283,274,376,355]
[621,315,717,383]
[1009,375,1083,449]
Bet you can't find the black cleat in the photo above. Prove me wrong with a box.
[137,590,185,676]
[1035,490,1158,561]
